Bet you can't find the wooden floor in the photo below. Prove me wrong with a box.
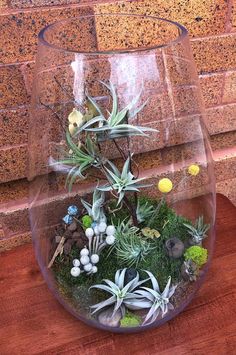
[0,194,236,355]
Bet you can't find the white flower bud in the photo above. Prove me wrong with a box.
[92,266,98,273]
[70,267,80,277]
[98,222,107,233]
[106,225,116,236]
[84,263,92,272]
[80,255,90,265]
[106,235,115,245]
[80,247,89,256]
[90,254,99,264]
[85,228,94,238]
[73,259,80,267]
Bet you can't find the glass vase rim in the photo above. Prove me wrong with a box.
[38,13,188,55]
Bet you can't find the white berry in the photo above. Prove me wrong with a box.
[106,225,116,236]
[92,266,98,273]
[80,248,89,256]
[106,235,115,245]
[98,222,107,233]
[90,254,99,264]
[70,267,80,277]
[80,255,90,265]
[85,228,94,238]
[73,258,80,267]
[84,263,92,272]
[94,225,100,235]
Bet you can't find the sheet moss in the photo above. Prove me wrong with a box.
[52,196,192,306]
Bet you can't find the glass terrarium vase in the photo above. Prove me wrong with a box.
[28,14,216,333]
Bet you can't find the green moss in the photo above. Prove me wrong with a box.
[120,311,142,327]
[184,246,208,267]
[52,195,193,301]
[81,215,92,228]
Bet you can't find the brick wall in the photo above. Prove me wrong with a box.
[0,0,236,251]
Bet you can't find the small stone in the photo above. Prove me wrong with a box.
[62,214,73,225]
[84,263,92,272]
[72,232,80,240]
[80,255,90,265]
[76,240,85,249]
[98,307,122,327]
[98,222,107,233]
[68,221,77,232]
[64,241,72,255]
[124,268,137,285]
[165,237,185,258]
[80,247,89,256]
[73,259,80,267]
[106,235,115,245]
[90,254,99,264]
[92,265,98,273]
[64,230,72,239]
[55,235,62,243]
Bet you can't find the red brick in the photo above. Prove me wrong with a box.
[222,71,236,104]
[191,34,236,74]
[0,65,29,108]
[0,107,29,147]
[0,145,27,183]
[0,178,29,204]
[205,104,236,135]
[200,73,224,108]
[0,5,94,64]
[95,0,228,38]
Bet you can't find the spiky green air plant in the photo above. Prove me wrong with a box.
[81,189,106,222]
[115,233,153,267]
[52,130,100,191]
[184,216,210,245]
[98,157,152,205]
[77,81,158,139]
[90,268,150,318]
[136,199,155,223]
[134,271,176,325]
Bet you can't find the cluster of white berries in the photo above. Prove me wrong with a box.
[70,247,99,277]
[70,222,116,278]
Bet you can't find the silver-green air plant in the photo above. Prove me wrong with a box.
[136,199,155,223]
[81,189,106,222]
[184,216,210,245]
[134,271,176,325]
[78,81,158,139]
[113,220,154,267]
[98,157,152,205]
[90,268,150,318]
[53,130,100,191]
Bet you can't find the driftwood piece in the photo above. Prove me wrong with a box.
[48,236,66,268]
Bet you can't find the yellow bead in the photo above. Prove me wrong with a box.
[188,164,200,176]
[157,178,173,193]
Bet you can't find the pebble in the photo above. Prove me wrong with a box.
[165,237,185,258]
[63,242,72,255]
[55,235,62,243]
[68,221,77,232]
[72,232,80,240]
[98,308,122,327]
[106,225,116,236]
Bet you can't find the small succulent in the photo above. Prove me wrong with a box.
[136,199,155,223]
[184,246,208,267]
[134,271,176,325]
[115,229,153,267]
[181,260,199,282]
[90,268,149,318]
[184,216,210,245]
[79,81,158,139]
[98,157,152,205]
[81,189,106,223]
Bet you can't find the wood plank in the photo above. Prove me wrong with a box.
[0,194,235,355]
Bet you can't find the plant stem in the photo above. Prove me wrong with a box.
[123,195,138,227]
[112,139,127,161]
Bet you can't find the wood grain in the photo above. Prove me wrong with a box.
[0,194,236,355]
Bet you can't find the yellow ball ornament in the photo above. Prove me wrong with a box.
[188,164,200,176]
[157,178,173,193]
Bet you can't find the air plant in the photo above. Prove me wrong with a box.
[136,199,155,223]
[98,157,152,205]
[90,268,150,317]
[79,81,158,139]
[184,216,210,245]
[134,271,177,325]
[114,223,153,267]
[81,189,106,223]
[52,130,100,190]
